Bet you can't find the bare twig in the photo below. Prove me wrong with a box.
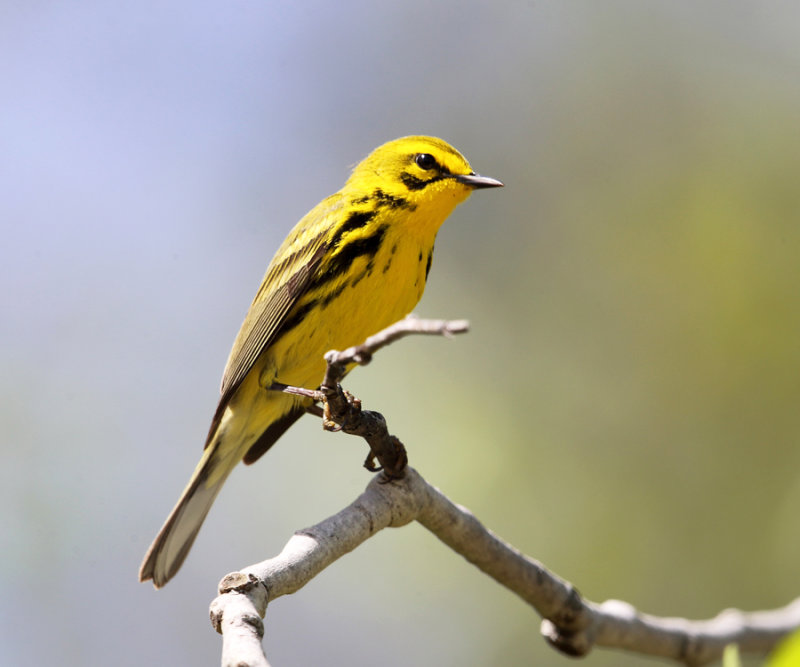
[321,314,470,384]
[210,468,800,666]
[277,316,469,478]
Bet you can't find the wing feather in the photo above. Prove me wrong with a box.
[204,196,343,446]
[219,240,327,400]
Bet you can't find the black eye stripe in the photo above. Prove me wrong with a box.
[401,172,446,191]
[403,150,459,190]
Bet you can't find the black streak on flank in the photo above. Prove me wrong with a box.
[425,249,433,280]
[352,258,376,287]
[277,297,319,340]
[414,250,425,287]
[330,209,376,248]
[383,243,397,274]
[320,280,348,307]
[310,224,389,292]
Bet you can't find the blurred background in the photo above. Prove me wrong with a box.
[3,2,799,665]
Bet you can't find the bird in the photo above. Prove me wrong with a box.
[139,135,503,588]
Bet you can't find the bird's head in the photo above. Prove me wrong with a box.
[345,136,503,217]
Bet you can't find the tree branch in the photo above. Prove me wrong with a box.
[277,315,468,478]
[209,469,800,666]
[208,316,800,665]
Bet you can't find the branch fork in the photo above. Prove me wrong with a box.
[277,315,468,478]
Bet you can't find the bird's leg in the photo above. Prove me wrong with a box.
[319,383,407,479]
[274,380,408,479]
[320,383,359,432]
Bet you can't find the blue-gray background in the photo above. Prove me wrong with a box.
[3,2,799,665]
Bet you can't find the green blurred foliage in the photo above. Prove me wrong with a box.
[2,2,799,666]
[768,628,800,667]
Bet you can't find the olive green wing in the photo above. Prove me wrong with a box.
[204,196,341,446]
[218,239,328,402]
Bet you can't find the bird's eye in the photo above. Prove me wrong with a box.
[415,153,437,170]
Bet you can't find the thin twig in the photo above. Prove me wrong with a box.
[274,316,469,478]
[324,314,470,375]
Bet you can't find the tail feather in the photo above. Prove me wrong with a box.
[139,438,237,588]
[140,391,302,587]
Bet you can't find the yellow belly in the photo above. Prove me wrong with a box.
[210,231,432,479]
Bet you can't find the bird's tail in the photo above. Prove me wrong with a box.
[139,410,245,588]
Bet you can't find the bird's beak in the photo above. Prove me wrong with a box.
[454,172,504,189]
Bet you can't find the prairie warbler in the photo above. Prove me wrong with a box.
[139,136,502,587]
